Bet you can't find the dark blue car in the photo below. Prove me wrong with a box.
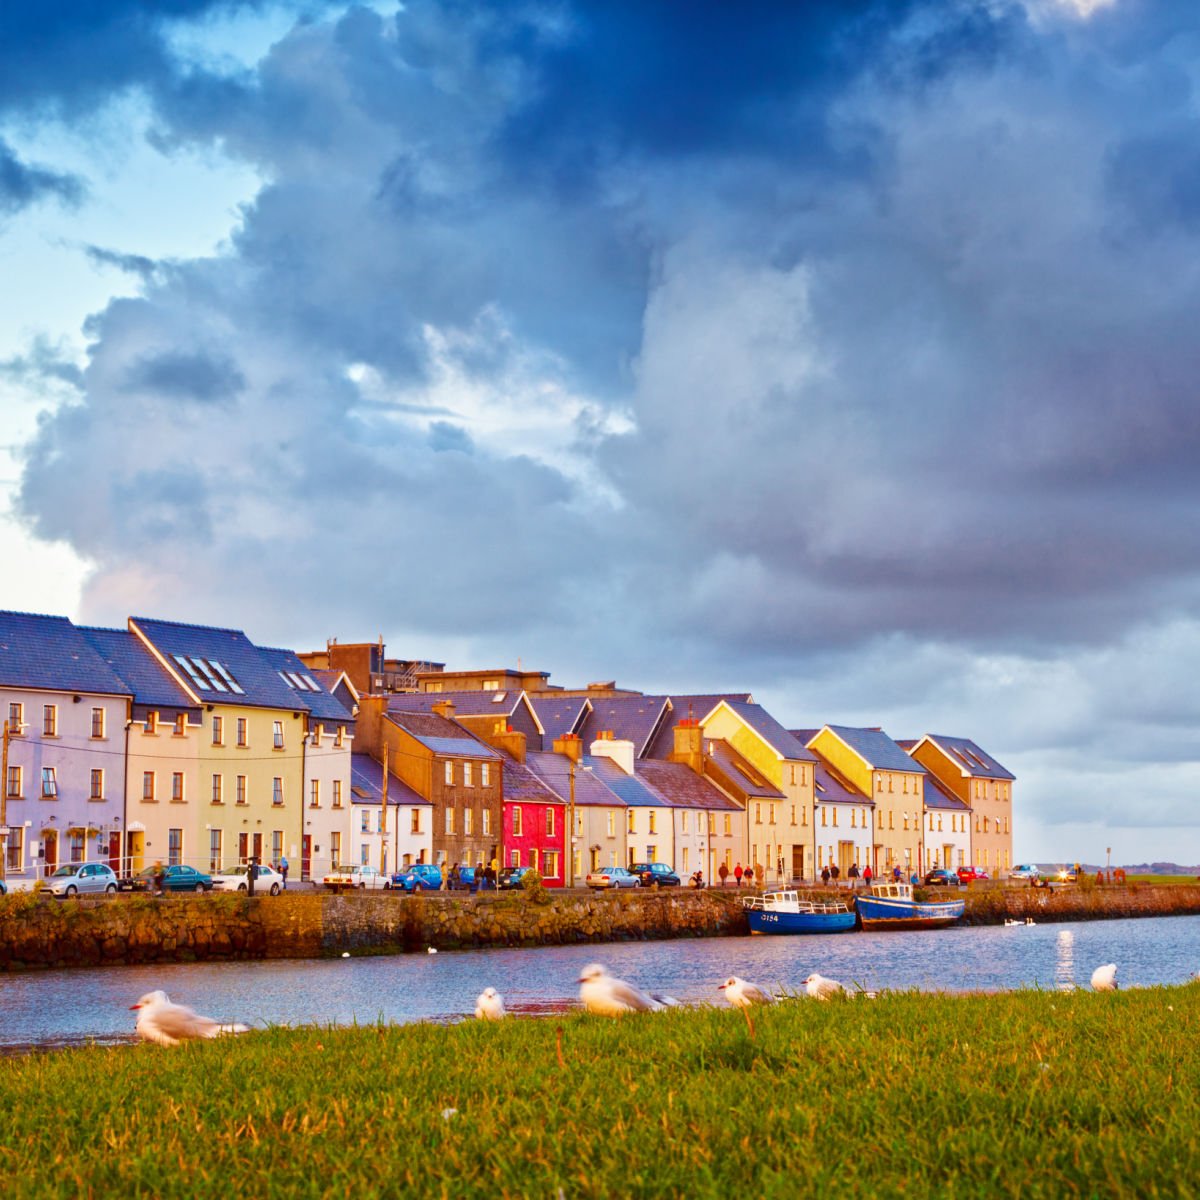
[390,863,443,892]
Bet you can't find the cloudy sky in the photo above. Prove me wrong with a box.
[2,0,1198,864]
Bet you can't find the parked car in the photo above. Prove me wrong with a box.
[957,866,989,884]
[323,864,388,891]
[1009,864,1041,883]
[923,868,961,887]
[585,865,640,889]
[447,865,477,891]
[45,862,119,897]
[211,864,283,895]
[388,863,443,893]
[498,866,533,890]
[630,862,681,888]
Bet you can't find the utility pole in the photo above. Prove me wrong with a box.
[567,758,575,890]
[1,720,10,884]
[380,742,390,876]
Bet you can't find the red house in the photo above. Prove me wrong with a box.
[499,750,566,886]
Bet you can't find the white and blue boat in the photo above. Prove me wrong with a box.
[743,890,857,935]
[855,882,964,930]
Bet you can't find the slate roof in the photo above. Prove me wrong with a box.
[529,695,592,744]
[257,645,355,724]
[349,753,428,807]
[712,701,817,762]
[386,689,541,729]
[808,746,872,806]
[584,755,663,808]
[919,735,1015,781]
[78,626,196,710]
[704,739,785,799]
[576,695,671,756]
[130,617,300,711]
[923,772,970,811]
[635,760,741,812]
[501,755,565,805]
[820,725,927,774]
[525,752,619,808]
[641,693,754,759]
[385,711,500,759]
[0,611,131,697]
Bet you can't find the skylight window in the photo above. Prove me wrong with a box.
[173,654,211,690]
[300,674,322,692]
[279,672,296,689]
[187,658,226,692]
[209,660,245,694]
[491,692,507,703]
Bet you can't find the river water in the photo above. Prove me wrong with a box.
[3,915,1199,1050]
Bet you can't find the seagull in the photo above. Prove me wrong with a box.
[1091,963,1118,992]
[428,947,438,955]
[130,990,249,1047]
[579,963,670,1016]
[803,973,847,1001]
[719,976,774,1008]
[475,987,506,1020]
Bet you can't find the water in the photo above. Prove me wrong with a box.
[3,915,1199,1050]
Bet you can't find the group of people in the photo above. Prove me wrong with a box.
[445,862,498,892]
[716,862,756,887]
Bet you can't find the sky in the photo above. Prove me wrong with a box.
[1,0,1198,865]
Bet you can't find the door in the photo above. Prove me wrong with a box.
[127,830,145,874]
[238,832,249,864]
[42,830,58,877]
[252,833,263,862]
[301,835,312,881]
[943,843,954,869]
[838,840,855,878]
[108,832,121,874]
[792,845,805,883]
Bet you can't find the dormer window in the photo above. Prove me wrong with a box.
[174,714,186,737]
[145,712,158,735]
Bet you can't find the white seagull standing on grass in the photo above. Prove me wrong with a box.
[475,987,506,1020]
[803,973,848,1001]
[579,964,675,1016]
[130,991,249,1047]
[1091,963,1119,992]
[719,977,774,1008]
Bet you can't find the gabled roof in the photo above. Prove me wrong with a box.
[258,646,355,723]
[0,611,131,697]
[386,689,543,733]
[707,701,817,763]
[584,755,663,808]
[635,760,741,812]
[642,693,754,759]
[311,667,359,706]
[915,734,1015,781]
[704,739,785,800]
[807,746,872,806]
[349,752,428,806]
[577,695,672,757]
[385,711,500,759]
[130,616,299,711]
[501,755,565,805]
[819,725,927,774]
[77,626,196,710]
[525,752,620,808]
[529,695,592,743]
[923,772,970,811]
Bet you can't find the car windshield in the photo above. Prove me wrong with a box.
[50,866,77,877]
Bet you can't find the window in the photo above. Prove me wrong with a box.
[481,763,490,786]
[445,807,455,835]
[212,774,224,804]
[172,773,185,803]
[237,718,247,747]
[851,809,857,829]
[142,771,155,801]
[648,811,657,835]
[8,701,23,731]
[90,769,104,800]
[888,774,894,793]
[360,843,370,866]
[482,809,491,836]
[273,721,284,750]
[680,811,688,834]
[627,810,635,834]
[646,845,657,863]
[791,805,797,826]
[312,724,323,746]
[821,807,827,827]
[144,711,157,735]
[361,809,370,833]
[755,803,762,825]
[6,826,22,872]
[236,776,247,806]
[330,832,341,866]
[69,832,84,863]
[174,714,186,737]
[445,762,454,786]
[90,707,105,738]
[310,780,321,808]
[272,778,284,806]
[723,814,731,836]
[43,704,57,736]
[209,829,222,872]
[168,828,183,867]
[512,806,523,836]
[574,810,583,836]
[832,808,838,827]
[543,851,559,880]
[464,807,473,835]
[335,726,344,748]
[888,811,894,830]
[332,780,342,808]
[546,807,555,836]
[464,762,473,787]
[606,812,615,837]
[6,765,20,798]
[411,809,421,835]
[212,716,223,745]
[682,847,689,873]
[768,804,776,826]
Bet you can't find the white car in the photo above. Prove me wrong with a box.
[211,864,283,896]
[322,864,388,891]
[45,862,119,897]
[1009,864,1041,883]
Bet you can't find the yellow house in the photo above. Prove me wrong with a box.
[806,725,924,879]
[905,734,1015,877]
[700,701,817,885]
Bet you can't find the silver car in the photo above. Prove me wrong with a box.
[45,862,119,897]
[585,865,641,889]
[211,864,284,895]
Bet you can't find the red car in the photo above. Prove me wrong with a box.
[956,866,990,884]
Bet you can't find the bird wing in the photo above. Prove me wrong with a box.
[154,1002,221,1041]
[742,982,772,1005]
[608,979,662,1012]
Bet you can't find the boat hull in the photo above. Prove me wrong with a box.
[746,909,857,935]
[855,894,964,930]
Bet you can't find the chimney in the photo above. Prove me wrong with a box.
[431,699,457,722]
[669,717,704,775]
[553,733,583,763]
[482,724,527,764]
[590,736,635,775]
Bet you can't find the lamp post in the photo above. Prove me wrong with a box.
[567,759,576,890]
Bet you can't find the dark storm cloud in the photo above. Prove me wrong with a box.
[83,245,159,279]
[0,139,84,214]
[124,349,247,404]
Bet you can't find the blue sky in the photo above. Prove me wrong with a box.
[1,0,1197,864]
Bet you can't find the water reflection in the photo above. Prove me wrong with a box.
[2,914,1198,1048]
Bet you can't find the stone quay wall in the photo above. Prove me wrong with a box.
[1,882,1198,971]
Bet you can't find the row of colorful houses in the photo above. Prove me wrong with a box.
[0,614,1015,887]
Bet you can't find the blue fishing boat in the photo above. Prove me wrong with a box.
[855,882,964,930]
[743,890,857,935]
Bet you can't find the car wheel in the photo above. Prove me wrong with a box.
[238,883,247,892]
[66,885,78,897]
[270,883,280,896]
[105,883,117,895]
[413,883,423,892]
[194,883,205,893]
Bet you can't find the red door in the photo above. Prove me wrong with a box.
[43,830,58,877]
[301,835,312,881]
[252,833,263,862]
[108,832,121,873]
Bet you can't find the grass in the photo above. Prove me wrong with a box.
[3,986,1200,1198]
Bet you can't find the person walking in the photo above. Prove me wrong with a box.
[848,862,860,889]
[821,865,831,887]
[152,861,166,897]
[863,863,873,888]
[718,862,729,888]
[734,862,744,888]
[279,855,289,890]
[745,865,755,888]
[247,856,259,898]
[830,863,840,887]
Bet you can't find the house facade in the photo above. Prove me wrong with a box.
[805,743,876,876]
[347,752,431,874]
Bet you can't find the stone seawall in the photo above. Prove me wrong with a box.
[2,883,1198,971]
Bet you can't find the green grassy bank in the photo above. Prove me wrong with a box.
[3,985,1198,1199]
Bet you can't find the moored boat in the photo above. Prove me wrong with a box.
[742,890,857,935]
[855,882,964,930]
